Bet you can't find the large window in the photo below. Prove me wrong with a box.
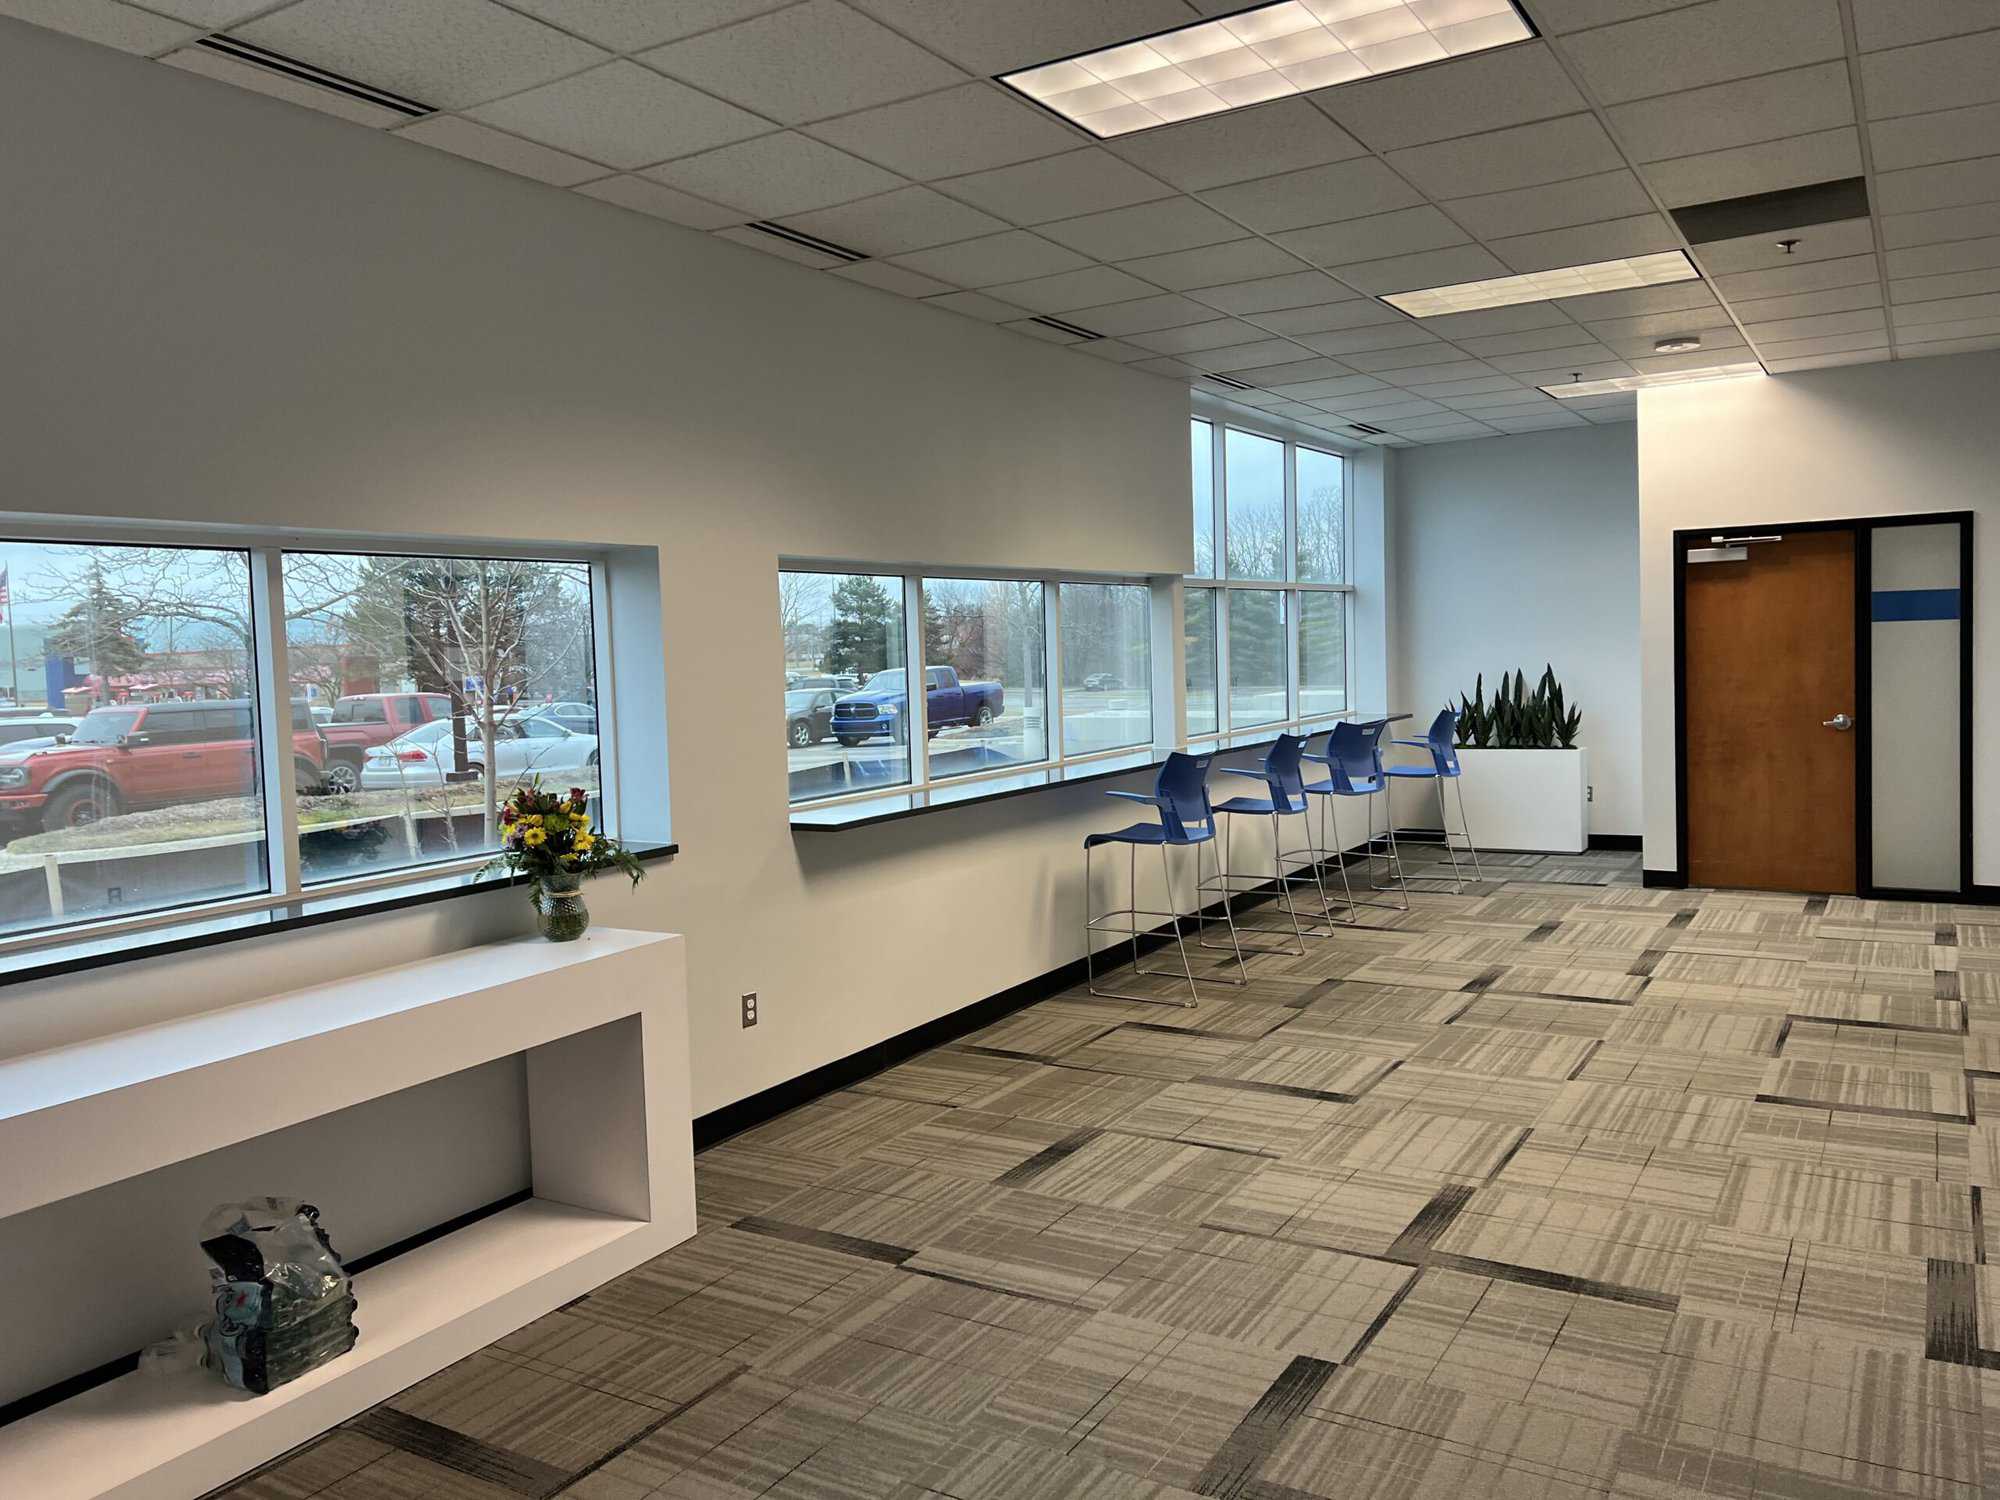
[0,537,621,951]
[1189,420,1351,732]
[783,568,1157,805]
[780,570,909,804]
[1060,583,1152,756]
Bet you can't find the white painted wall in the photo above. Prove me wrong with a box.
[0,21,1209,1401]
[1391,425,1641,837]
[1637,354,2000,883]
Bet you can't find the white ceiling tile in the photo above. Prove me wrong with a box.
[1458,325,1604,357]
[234,0,608,111]
[1640,128,1862,208]
[1274,206,1470,268]
[938,149,1172,225]
[141,0,285,24]
[1488,412,1589,431]
[1443,170,1654,240]
[1552,280,1720,318]
[1286,375,1393,400]
[1596,326,1744,358]
[778,185,1005,255]
[1413,303,1578,337]
[1039,196,1243,261]
[1553,0,1844,105]
[503,0,794,52]
[1765,349,1884,372]
[1343,342,1486,373]
[1249,299,1408,335]
[467,60,769,169]
[1329,243,1512,296]
[1743,307,1886,343]
[842,0,1193,73]
[1185,271,1356,315]
[1074,336,1155,361]
[576,173,740,228]
[1387,115,1624,198]
[1751,329,1889,359]
[1894,330,2000,357]
[1488,214,1681,273]
[1228,356,1352,385]
[1294,323,1439,356]
[1865,103,2000,172]
[0,0,194,55]
[1199,157,1425,236]
[1368,358,1499,386]
[1444,387,1557,409]
[1887,237,2000,277]
[1107,97,1367,192]
[1892,268,2000,303]
[1060,293,1218,334]
[1851,0,2000,53]
[1201,341,1322,374]
[984,264,1158,314]
[393,114,605,184]
[1117,239,1309,291]
[1486,343,1622,373]
[1004,316,1088,345]
[1124,318,1266,354]
[165,43,412,126]
[643,132,903,218]
[1524,0,1703,35]
[807,82,1082,178]
[1607,61,1853,163]
[1874,158,2000,216]
[828,258,956,297]
[1691,216,1875,272]
[921,289,1027,321]
[1894,291,2000,327]
[887,229,1088,285]
[1880,202,2000,249]
[713,223,845,265]
[1423,376,1530,397]
[1709,253,1881,301]
[1310,41,1587,150]
[1859,30,2000,119]
[1581,306,1737,340]
[1728,283,1883,324]
[1327,397,1451,419]
[641,2,963,126]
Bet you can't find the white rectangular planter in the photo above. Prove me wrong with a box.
[1392,746,1588,855]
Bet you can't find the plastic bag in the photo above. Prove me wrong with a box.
[198,1197,358,1395]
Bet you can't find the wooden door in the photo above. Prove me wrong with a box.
[1685,529,1856,893]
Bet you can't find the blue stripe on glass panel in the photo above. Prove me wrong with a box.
[1871,588,1960,622]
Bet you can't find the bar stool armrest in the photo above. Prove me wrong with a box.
[1102,789,1164,807]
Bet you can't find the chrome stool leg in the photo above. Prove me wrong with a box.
[1083,841,1202,1007]
[1452,775,1485,882]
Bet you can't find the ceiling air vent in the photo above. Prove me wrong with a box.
[1349,422,1387,435]
[742,221,868,263]
[194,36,434,117]
[1028,315,1102,342]
[1203,372,1254,391]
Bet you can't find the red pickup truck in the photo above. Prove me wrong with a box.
[0,699,326,833]
[317,692,454,792]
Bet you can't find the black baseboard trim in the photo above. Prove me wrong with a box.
[1642,869,1688,889]
[0,1188,532,1431]
[1588,834,1642,851]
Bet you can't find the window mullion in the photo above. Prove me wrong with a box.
[249,548,302,901]
[1044,581,1064,766]
[588,560,621,837]
[904,575,929,787]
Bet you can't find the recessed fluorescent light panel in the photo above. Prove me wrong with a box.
[1383,250,1700,318]
[1539,362,1764,399]
[998,0,1534,139]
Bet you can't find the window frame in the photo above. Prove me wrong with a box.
[782,561,1164,811]
[1186,417,1355,739]
[0,521,636,961]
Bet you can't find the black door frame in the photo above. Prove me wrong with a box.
[1666,510,1974,899]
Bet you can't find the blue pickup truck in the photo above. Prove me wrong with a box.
[830,666,1004,747]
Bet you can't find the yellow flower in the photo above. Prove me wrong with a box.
[522,826,547,847]
[524,813,543,826]
[574,832,595,853]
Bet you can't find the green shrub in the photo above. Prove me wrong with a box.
[1452,665,1581,749]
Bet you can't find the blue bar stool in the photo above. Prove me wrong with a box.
[1083,751,1247,1008]
[1303,719,1408,917]
[1201,733,1335,954]
[1382,707,1483,891]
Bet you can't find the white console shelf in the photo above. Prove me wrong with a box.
[0,927,694,1500]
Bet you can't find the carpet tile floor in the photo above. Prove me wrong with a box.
[208,845,2000,1500]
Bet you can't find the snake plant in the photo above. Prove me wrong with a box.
[1453,665,1581,749]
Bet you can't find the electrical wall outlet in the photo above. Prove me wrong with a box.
[1587,785,1594,803]
[741,992,758,1028]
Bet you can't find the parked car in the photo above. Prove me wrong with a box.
[0,715,78,749]
[784,688,836,748]
[790,674,858,692]
[829,666,1003,746]
[520,701,597,736]
[1082,673,1120,691]
[359,715,598,790]
[0,699,325,833]
[318,692,454,792]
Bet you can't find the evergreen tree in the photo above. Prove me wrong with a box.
[45,564,148,676]
[820,576,900,676]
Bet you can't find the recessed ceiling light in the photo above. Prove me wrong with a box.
[1654,335,1702,353]
[1382,250,1700,317]
[1539,362,1764,399]
[997,0,1535,140]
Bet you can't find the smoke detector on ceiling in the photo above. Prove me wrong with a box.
[1654,335,1703,354]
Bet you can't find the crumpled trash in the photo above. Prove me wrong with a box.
[196,1197,358,1395]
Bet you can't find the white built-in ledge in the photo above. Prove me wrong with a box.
[0,927,694,1500]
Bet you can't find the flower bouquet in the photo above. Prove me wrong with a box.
[488,781,644,941]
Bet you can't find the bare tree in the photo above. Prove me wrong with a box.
[777,571,828,670]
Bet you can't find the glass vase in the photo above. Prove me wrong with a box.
[534,868,589,942]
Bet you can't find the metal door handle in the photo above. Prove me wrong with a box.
[1822,713,1855,731]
